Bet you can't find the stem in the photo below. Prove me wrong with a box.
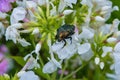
[62,62,89,80]
[59,60,68,80]
[39,56,44,67]
[39,56,51,80]
[51,71,57,80]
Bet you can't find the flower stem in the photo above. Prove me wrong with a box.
[39,56,44,67]
[62,61,89,80]
[59,60,68,80]
[39,56,51,80]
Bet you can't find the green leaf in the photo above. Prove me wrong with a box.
[11,56,26,66]
[34,68,50,80]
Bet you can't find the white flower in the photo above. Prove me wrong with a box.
[113,42,120,74]
[58,0,77,12]
[50,3,57,16]
[5,23,22,43]
[17,71,40,80]
[35,42,41,54]
[81,0,93,26]
[43,36,62,73]
[52,41,64,52]
[111,19,120,33]
[107,37,117,43]
[37,0,47,6]
[106,73,120,80]
[95,16,105,22]
[94,57,100,65]
[100,19,120,35]
[99,62,104,70]
[17,39,31,47]
[23,54,40,70]
[26,1,37,9]
[5,23,30,46]
[10,7,27,24]
[52,28,93,60]
[78,43,90,54]
[0,22,5,38]
[101,6,119,21]
[43,57,62,73]
[58,0,66,12]
[78,43,93,61]
[78,27,94,40]
[63,10,74,15]
[81,0,93,7]
[81,0,119,24]
[24,42,42,70]
[102,46,113,57]
[115,62,120,75]
[23,42,42,70]
[114,42,120,53]
[100,24,111,35]
[32,28,40,34]
[116,31,120,41]
[27,57,40,69]
[55,42,77,59]
[16,0,26,7]
[0,12,7,19]
[95,0,118,20]
[52,34,78,59]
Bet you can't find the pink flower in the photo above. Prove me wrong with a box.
[0,45,10,75]
[0,45,8,53]
[0,0,15,12]
[58,69,68,75]
[0,58,9,75]
[8,0,16,3]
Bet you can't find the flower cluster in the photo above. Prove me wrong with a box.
[0,0,120,80]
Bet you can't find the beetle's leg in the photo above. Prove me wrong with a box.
[62,39,66,48]
[69,37,72,44]
[66,37,72,44]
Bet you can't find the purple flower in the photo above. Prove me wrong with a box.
[0,0,15,12]
[0,45,8,53]
[0,53,9,75]
[0,45,10,75]
[0,57,9,75]
[8,0,16,3]
[58,69,68,75]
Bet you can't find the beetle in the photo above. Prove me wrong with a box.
[55,24,75,47]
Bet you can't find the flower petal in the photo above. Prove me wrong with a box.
[99,62,104,70]
[78,43,93,61]
[18,71,40,80]
[78,43,91,54]
[10,7,27,24]
[43,61,57,73]
[94,57,100,65]
[18,38,31,47]
[115,62,120,75]
[102,46,112,57]
[63,10,73,15]
[114,42,120,52]
[79,28,94,40]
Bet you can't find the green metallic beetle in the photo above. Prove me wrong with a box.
[55,24,75,47]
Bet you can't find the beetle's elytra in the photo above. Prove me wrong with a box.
[55,24,75,47]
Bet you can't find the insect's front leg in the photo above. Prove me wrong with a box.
[62,39,66,48]
[66,37,72,44]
